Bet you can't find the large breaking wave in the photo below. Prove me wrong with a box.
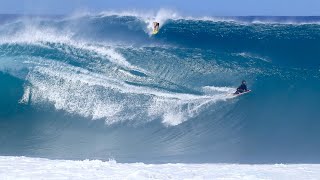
[0,11,320,163]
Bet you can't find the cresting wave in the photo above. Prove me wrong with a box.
[0,11,320,163]
[72,10,320,25]
[0,23,235,126]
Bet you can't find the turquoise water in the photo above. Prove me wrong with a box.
[0,14,320,163]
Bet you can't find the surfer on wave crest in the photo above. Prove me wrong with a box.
[153,22,159,34]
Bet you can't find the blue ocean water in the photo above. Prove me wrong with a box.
[0,13,320,164]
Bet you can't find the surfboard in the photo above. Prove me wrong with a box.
[152,30,159,35]
[233,90,251,97]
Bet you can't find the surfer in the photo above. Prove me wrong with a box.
[153,22,159,32]
[235,80,248,94]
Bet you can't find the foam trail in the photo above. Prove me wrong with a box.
[202,86,235,94]
[20,58,234,126]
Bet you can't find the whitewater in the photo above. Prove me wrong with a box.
[1,156,320,180]
[0,10,320,179]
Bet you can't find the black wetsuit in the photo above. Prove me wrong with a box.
[155,23,159,31]
[236,84,247,94]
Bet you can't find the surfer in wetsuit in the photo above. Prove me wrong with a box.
[235,80,248,94]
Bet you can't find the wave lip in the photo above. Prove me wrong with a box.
[86,10,320,25]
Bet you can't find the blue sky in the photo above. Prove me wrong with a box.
[1,0,320,16]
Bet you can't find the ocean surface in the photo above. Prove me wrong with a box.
[0,11,320,164]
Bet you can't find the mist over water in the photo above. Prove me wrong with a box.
[0,11,320,163]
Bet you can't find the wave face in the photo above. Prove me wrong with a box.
[0,13,320,163]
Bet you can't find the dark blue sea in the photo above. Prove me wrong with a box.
[0,13,320,164]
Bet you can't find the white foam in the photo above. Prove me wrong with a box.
[1,156,319,180]
[148,94,228,126]
[22,61,125,121]
[236,52,271,63]
[202,86,235,94]
[97,9,234,24]
[0,24,141,71]
[0,25,72,45]
[99,9,179,34]
[146,9,179,34]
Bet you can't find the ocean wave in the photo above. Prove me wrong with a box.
[0,13,320,163]
[0,23,237,126]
